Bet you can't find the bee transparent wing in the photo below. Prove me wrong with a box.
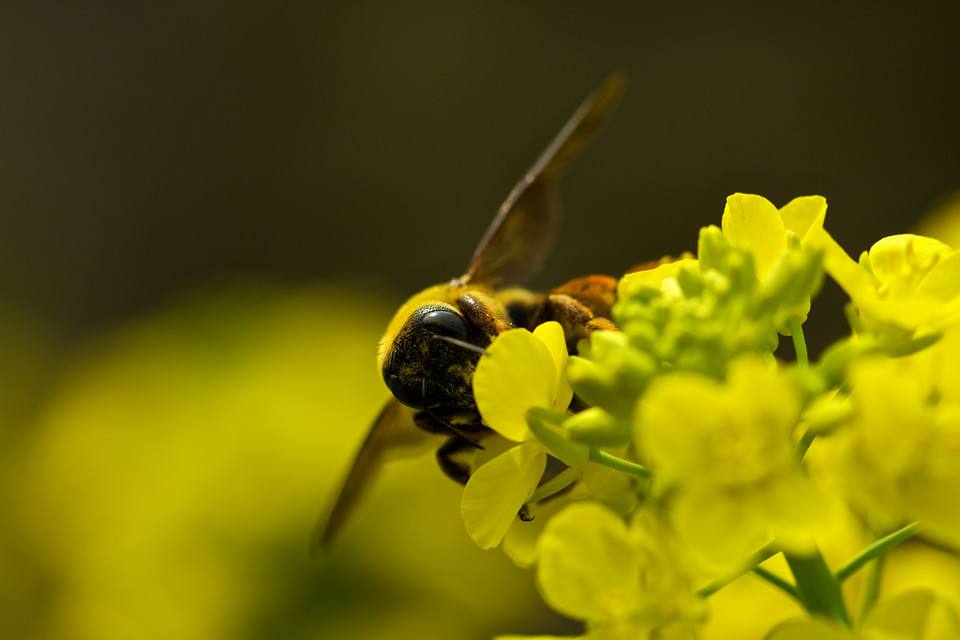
[463,72,625,286]
[312,397,438,552]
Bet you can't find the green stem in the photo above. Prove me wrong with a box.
[752,566,801,602]
[785,550,850,627]
[588,447,652,478]
[858,554,884,622]
[528,467,580,504]
[788,318,808,366]
[697,542,779,598]
[835,522,920,583]
[796,430,816,460]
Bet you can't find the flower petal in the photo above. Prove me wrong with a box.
[721,193,787,279]
[757,473,826,555]
[917,250,960,302]
[672,489,769,572]
[863,589,960,639]
[537,502,638,621]
[868,234,952,287]
[474,328,558,441]
[779,195,827,242]
[902,475,960,551]
[808,227,875,300]
[502,497,569,568]
[461,442,546,549]
[639,372,725,481]
[533,321,573,412]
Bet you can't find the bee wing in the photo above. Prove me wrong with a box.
[463,72,625,286]
[312,397,439,552]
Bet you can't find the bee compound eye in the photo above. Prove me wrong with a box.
[420,308,469,341]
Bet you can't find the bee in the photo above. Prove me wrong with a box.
[315,73,624,550]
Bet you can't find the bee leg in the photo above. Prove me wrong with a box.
[414,411,487,449]
[544,293,620,350]
[436,435,475,486]
[456,292,512,343]
[544,293,595,347]
[586,317,617,333]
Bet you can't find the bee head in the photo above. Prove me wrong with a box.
[381,304,484,412]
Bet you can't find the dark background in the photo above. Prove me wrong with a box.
[3,2,959,348]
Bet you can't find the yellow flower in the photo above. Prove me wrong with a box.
[535,503,701,639]
[461,322,573,549]
[766,589,960,639]
[721,193,827,325]
[809,229,960,337]
[827,329,960,546]
[721,193,827,280]
[639,356,824,570]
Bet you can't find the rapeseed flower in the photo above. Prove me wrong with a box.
[810,229,960,338]
[825,328,960,547]
[721,193,827,328]
[462,322,576,549]
[721,193,827,280]
[639,356,824,570]
[532,503,701,640]
[766,589,960,639]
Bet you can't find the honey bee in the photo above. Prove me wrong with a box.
[315,74,624,550]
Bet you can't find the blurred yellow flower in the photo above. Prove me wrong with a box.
[462,322,573,549]
[766,589,960,639]
[810,229,960,338]
[534,503,701,640]
[828,330,960,546]
[639,356,824,569]
[5,289,554,640]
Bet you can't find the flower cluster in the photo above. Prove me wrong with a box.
[459,193,960,639]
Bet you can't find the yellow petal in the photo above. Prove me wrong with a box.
[868,235,953,288]
[537,502,638,621]
[727,356,802,429]
[917,250,960,302]
[461,442,547,549]
[672,489,769,572]
[721,193,787,279]
[779,195,827,242]
[639,372,726,480]
[863,589,960,639]
[474,328,558,441]
[501,497,569,569]
[758,473,825,555]
[533,321,573,412]
[810,227,876,300]
[902,476,960,551]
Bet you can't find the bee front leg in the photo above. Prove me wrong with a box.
[545,293,619,350]
[456,292,512,343]
[413,411,487,449]
[436,435,475,486]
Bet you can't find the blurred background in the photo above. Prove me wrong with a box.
[1,2,959,639]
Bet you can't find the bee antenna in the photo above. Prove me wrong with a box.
[430,334,486,355]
